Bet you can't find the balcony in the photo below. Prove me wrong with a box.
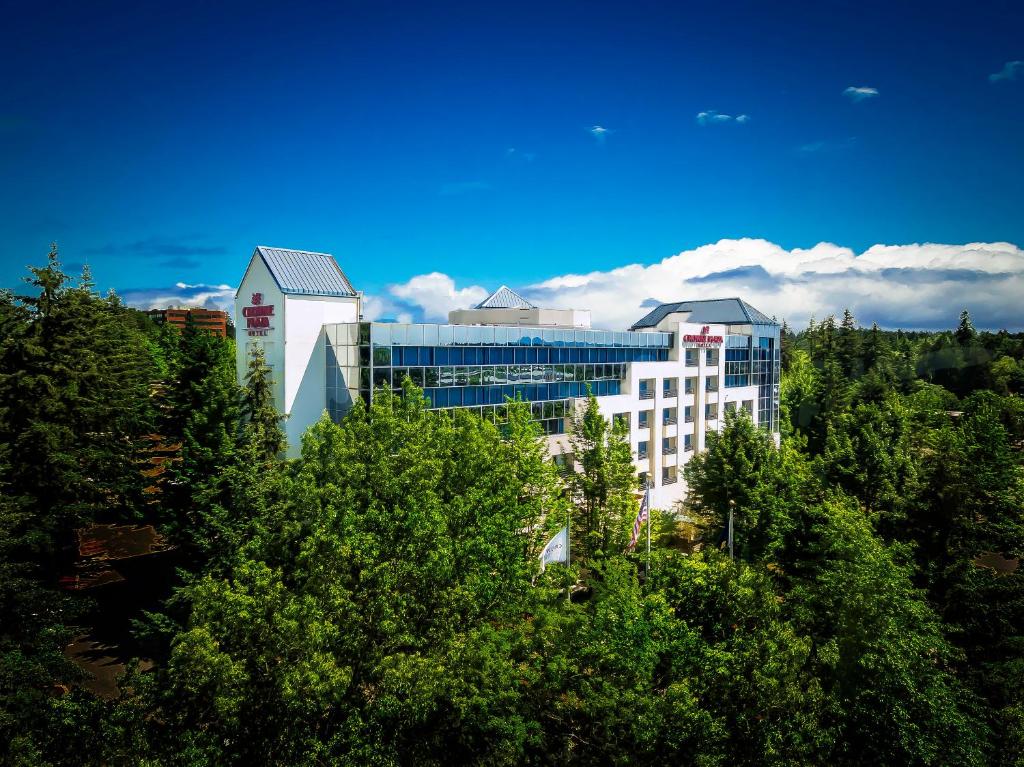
[662,474,678,485]
[662,388,678,399]
[638,449,649,460]
[662,446,676,456]
[639,390,654,400]
[663,417,677,426]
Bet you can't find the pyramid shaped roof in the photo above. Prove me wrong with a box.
[474,285,536,309]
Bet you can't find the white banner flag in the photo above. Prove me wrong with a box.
[539,526,568,572]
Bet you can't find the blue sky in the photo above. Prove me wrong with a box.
[2,0,1023,328]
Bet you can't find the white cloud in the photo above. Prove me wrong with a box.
[387,272,489,322]
[843,86,879,102]
[380,239,1024,331]
[696,110,748,126]
[588,125,611,142]
[122,282,235,311]
[989,61,1023,82]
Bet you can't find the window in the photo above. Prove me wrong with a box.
[662,436,677,455]
[663,377,678,397]
[725,400,737,413]
[638,378,655,400]
[684,405,693,423]
[742,399,754,415]
[705,403,718,420]
[663,407,677,425]
[705,376,719,392]
[638,410,652,429]
[638,440,649,459]
[684,433,693,452]
[614,412,630,429]
[706,348,719,366]
[639,471,649,488]
[662,466,678,485]
[684,376,696,395]
[685,349,699,367]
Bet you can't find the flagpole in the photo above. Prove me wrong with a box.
[645,484,651,577]
[565,502,571,603]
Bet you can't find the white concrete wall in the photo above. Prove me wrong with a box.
[282,295,358,453]
[235,251,359,457]
[235,256,286,413]
[447,307,591,328]
[549,321,764,511]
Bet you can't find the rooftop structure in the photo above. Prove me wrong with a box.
[631,297,777,330]
[474,285,536,309]
[246,246,358,298]
[449,285,590,329]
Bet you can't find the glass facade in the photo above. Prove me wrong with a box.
[752,325,781,433]
[322,318,780,440]
[325,322,672,435]
[724,347,751,388]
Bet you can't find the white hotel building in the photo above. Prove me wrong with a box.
[236,247,780,509]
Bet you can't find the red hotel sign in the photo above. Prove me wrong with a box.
[682,325,723,347]
[243,293,275,336]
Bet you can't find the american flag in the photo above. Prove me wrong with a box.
[626,487,650,552]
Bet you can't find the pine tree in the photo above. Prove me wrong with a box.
[955,309,977,346]
[861,321,887,372]
[240,345,285,461]
[163,314,241,557]
[838,308,861,378]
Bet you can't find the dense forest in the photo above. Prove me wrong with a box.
[1,248,1022,766]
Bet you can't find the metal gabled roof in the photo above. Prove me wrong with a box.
[251,246,357,297]
[475,285,536,309]
[630,297,777,330]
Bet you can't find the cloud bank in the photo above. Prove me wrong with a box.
[124,240,1024,332]
[376,239,1024,331]
[121,282,235,312]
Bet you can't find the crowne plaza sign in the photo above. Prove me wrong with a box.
[682,325,723,347]
[243,292,275,336]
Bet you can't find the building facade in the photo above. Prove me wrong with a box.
[237,247,780,509]
[146,307,230,337]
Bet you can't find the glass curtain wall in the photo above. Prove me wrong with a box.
[752,323,781,432]
[325,322,360,423]
[326,322,672,435]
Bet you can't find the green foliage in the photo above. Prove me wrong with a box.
[0,248,157,762]
[240,345,285,462]
[2,251,1023,766]
[568,391,641,562]
[785,497,987,766]
[683,408,776,554]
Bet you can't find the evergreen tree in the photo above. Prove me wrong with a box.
[240,345,285,461]
[862,321,888,372]
[0,248,156,762]
[683,408,776,558]
[838,308,861,378]
[955,308,977,346]
[163,315,241,558]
